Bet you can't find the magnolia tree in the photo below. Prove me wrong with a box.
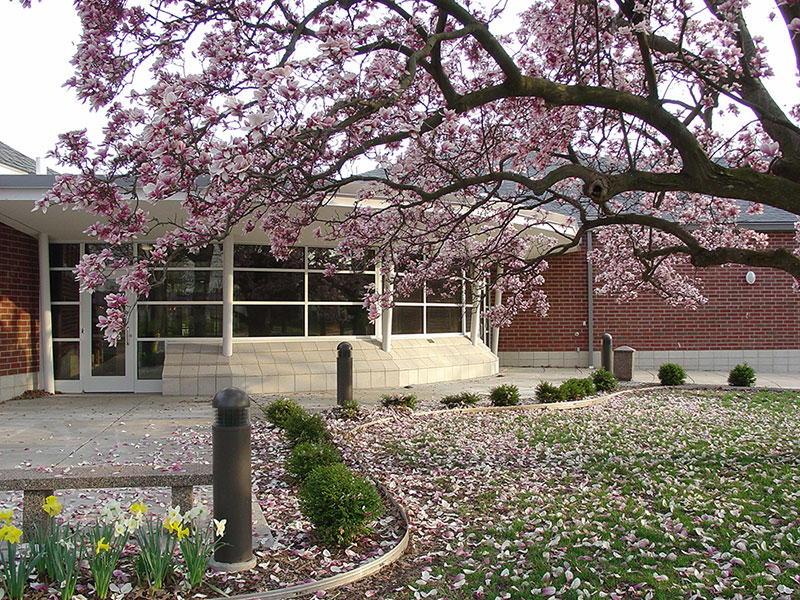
[27,0,800,343]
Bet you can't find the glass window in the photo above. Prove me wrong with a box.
[233,305,304,337]
[52,305,80,338]
[427,306,462,333]
[138,305,222,338]
[139,244,223,268]
[234,245,304,269]
[50,271,79,302]
[426,279,462,303]
[234,272,304,302]
[307,247,374,272]
[308,273,374,302]
[147,270,223,301]
[309,305,374,336]
[49,244,80,268]
[138,341,165,380]
[53,341,79,380]
[393,306,423,334]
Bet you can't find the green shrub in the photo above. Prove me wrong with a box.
[380,394,418,409]
[334,398,361,420]
[728,363,757,387]
[298,463,384,546]
[283,411,331,445]
[489,384,520,407]
[440,392,481,409]
[287,441,342,482]
[559,377,596,401]
[658,363,686,386]
[535,381,564,404]
[591,368,618,392]
[264,397,304,428]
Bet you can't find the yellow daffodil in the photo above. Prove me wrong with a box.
[3,525,22,544]
[164,517,182,533]
[42,494,62,517]
[176,525,190,541]
[0,524,9,540]
[0,509,12,523]
[130,501,148,515]
[95,536,110,554]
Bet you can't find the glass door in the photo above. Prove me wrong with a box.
[81,281,135,392]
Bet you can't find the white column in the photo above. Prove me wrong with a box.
[38,233,55,393]
[470,282,481,346]
[222,236,234,357]
[381,273,393,353]
[491,288,502,355]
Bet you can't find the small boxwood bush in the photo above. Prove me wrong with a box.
[559,377,596,402]
[440,392,481,409]
[490,384,520,407]
[728,363,757,387]
[535,381,564,404]
[299,463,384,546]
[287,441,342,482]
[264,397,304,428]
[591,368,618,392]
[283,411,331,445]
[658,363,686,386]
[381,393,418,409]
[334,398,361,420]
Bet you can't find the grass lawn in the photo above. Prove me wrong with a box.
[344,390,800,599]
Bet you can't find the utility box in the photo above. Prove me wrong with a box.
[613,346,636,381]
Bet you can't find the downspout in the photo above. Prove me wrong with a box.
[586,232,594,368]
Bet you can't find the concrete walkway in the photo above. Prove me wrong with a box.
[0,367,798,470]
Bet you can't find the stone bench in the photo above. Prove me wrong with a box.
[0,464,212,535]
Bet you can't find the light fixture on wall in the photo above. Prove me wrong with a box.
[745,271,756,285]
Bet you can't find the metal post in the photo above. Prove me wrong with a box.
[210,387,256,572]
[337,342,353,406]
[601,333,613,372]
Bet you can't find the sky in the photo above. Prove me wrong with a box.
[0,1,798,173]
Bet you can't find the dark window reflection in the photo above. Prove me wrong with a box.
[49,244,80,268]
[308,305,373,336]
[138,341,165,380]
[52,305,80,338]
[148,270,223,301]
[426,279,462,303]
[393,306,423,334]
[138,305,222,337]
[139,244,223,268]
[234,272,304,301]
[234,245,304,269]
[53,341,79,380]
[427,306,462,333]
[307,247,375,272]
[50,272,79,302]
[308,273,373,302]
[233,305,303,336]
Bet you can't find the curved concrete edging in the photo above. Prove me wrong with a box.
[207,479,410,600]
[210,385,661,600]
[347,385,662,435]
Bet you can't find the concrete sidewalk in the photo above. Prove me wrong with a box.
[0,367,798,470]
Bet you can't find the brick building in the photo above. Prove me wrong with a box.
[0,140,797,400]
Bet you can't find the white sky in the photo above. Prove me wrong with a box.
[0,1,797,173]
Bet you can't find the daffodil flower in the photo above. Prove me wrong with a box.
[0,509,12,523]
[3,525,22,544]
[130,501,148,515]
[96,536,110,554]
[176,525,190,541]
[114,520,127,537]
[0,524,9,540]
[42,494,62,517]
[167,505,183,524]
[214,518,227,537]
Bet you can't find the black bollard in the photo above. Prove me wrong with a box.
[601,333,613,372]
[211,387,256,571]
[337,341,353,406]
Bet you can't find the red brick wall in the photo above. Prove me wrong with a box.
[500,232,800,352]
[0,222,39,376]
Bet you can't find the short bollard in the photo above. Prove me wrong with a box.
[210,387,256,572]
[337,341,353,407]
[601,333,613,372]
